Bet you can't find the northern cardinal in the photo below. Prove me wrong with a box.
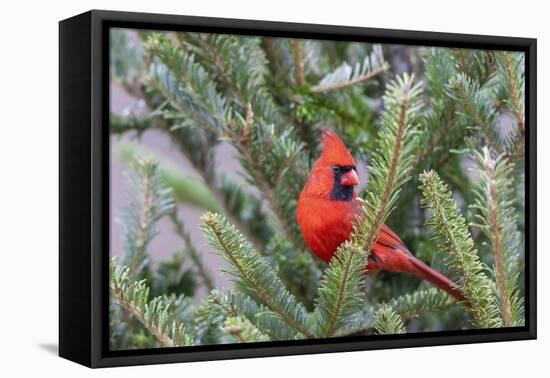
[297,129,465,302]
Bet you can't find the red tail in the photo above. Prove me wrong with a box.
[408,256,466,302]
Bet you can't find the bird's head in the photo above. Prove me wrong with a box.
[303,129,359,201]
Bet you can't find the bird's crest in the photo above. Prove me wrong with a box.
[320,129,356,166]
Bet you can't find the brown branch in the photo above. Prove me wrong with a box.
[291,39,305,86]
[485,157,513,327]
[262,38,295,86]
[455,49,469,74]
[502,51,525,133]
[129,163,153,274]
[310,65,388,93]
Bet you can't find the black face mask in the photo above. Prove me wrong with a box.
[330,165,356,202]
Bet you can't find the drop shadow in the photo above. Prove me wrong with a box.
[38,343,59,355]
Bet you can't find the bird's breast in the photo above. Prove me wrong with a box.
[296,196,358,262]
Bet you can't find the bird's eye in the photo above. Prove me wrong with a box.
[331,166,341,173]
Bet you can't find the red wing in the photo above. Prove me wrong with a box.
[377,224,411,254]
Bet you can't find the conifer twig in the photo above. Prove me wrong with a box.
[335,288,458,336]
[154,33,307,252]
[164,130,266,252]
[201,212,314,338]
[133,165,153,272]
[208,289,298,340]
[420,170,500,328]
[222,317,269,343]
[388,288,458,321]
[471,148,524,326]
[374,305,407,335]
[314,245,367,337]
[170,211,215,291]
[119,159,175,275]
[485,153,511,325]
[449,74,503,155]
[497,51,525,133]
[226,126,307,251]
[359,74,423,254]
[310,45,388,94]
[109,259,191,347]
[311,65,388,93]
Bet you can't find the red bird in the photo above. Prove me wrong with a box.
[297,129,465,302]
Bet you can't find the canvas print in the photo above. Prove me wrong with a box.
[109,27,526,351]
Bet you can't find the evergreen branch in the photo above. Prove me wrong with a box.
[291,39,305,86]
[222,316,270,343]
[187,33,281,124]
[226,123,307,251]
[414,48,462,172]
[374,305,407,335]
[471,148,524,326]
[110,28,145,88]
[496,51,525,133]
[452,49,496,86]
[221,103,309,252]
[419,170,500,328]
[335,288,457,335]
[110,113,152,135]
[447,73,503,154]
[208,289,299,341]
[158,119,270,252]
[413,115,454,172]
[109,259,192,347]
[118,158,175,274]
[218,176,274,246]
[170,211,215,291]
[164,129,268,251]
[311,65,387,93]
[311,46,389,93]
[455,49,469,74]
[266,237,322,309]
[387,287,457,320]
[154,33,307,252]
[197,37,308,249]
[262,37,295,86]
[139,35,270,250]
[135,164,153,267]
[200,212,314,338]
[146,34,232,132]
[314,246,367,337]
[358,73,423,254]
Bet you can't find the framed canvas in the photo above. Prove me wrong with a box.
[59,10,537,368]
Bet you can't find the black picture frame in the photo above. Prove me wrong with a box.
[59,9,537,368]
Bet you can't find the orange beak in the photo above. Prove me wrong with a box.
[340,169,359,187]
